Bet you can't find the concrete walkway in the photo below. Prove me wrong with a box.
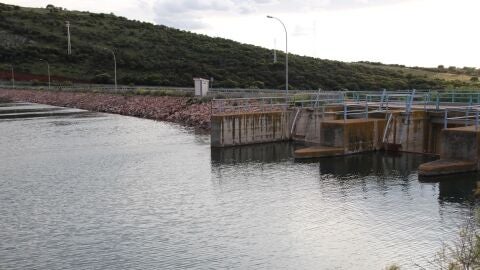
[0,102,90,119]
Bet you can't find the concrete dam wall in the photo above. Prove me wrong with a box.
[211,106,480,176]
[212,109,440,154]
[211,111,291,147]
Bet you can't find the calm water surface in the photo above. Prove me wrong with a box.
[1,110,479,269]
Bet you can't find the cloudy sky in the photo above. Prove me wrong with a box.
[3,0,480,68]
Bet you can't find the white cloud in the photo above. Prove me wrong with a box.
[149,0,411,30]
[152,0,233,29]
[191,0,480,68]
[151,0,263,29]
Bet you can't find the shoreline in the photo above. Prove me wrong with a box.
[0,89,211,130]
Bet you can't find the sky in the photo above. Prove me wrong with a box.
[3,0,480,68]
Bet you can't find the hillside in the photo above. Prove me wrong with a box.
[0,3,478,90]
[356,62,480,83]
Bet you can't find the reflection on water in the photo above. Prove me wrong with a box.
[211,142,295,164]
[213,145,478,205]
[316,152,434,177]
[419,171,480,204]
[210,144,479,269]
[1,110,479,270]
[436,174,480,204]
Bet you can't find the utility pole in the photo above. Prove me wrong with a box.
[112,50,117,92]
[267,15,288,96]
[101,47,117,93]
[103,48,117,92]
[313,20,317,58]
[66,21,72,55]
[9,64,14,89]
[40,59,51,90]
[273,38,277,63]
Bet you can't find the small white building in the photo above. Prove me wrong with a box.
[194,78,209,97]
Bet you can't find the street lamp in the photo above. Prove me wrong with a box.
[8,64,14,89]
[267,15,288,96]
[104,48,117,92]
[39,59,51,90]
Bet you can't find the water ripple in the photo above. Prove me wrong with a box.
[0,110,479,269]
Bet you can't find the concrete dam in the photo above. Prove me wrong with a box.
[210,90,480,177]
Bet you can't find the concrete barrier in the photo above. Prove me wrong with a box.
[419,126,480,176]
[321,118,386,153]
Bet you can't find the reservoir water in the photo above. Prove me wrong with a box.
[1,105,479,269]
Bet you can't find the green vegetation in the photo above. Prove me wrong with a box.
[0,3,479,90]
[357,61,480,88]
[428,219,480,270]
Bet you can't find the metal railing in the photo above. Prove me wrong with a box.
[443,106,480,130]
[0,82,195,94]
[0,80,324,98]
[210,89,480,135]
[3,79,480,102]
[211,96,289,114]
[211,91,345,114]
[5,80,480,129]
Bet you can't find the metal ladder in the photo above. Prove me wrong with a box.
[382,112,394,144]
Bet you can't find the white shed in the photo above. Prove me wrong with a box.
[194,78,209,97]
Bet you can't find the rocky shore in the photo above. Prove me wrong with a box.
[0,89,211,129]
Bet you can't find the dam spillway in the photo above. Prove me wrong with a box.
[210,90,480,177]
[0,102,89,119]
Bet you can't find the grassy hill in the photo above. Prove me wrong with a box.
[357,62,479,83]
[0,3,478,90]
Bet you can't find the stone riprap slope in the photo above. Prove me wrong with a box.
[0,89,211,129]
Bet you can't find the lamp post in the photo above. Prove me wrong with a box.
[267,15,288,96]
[104,48,117,92]
[39,59,50,90]
[8,64,14,89]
